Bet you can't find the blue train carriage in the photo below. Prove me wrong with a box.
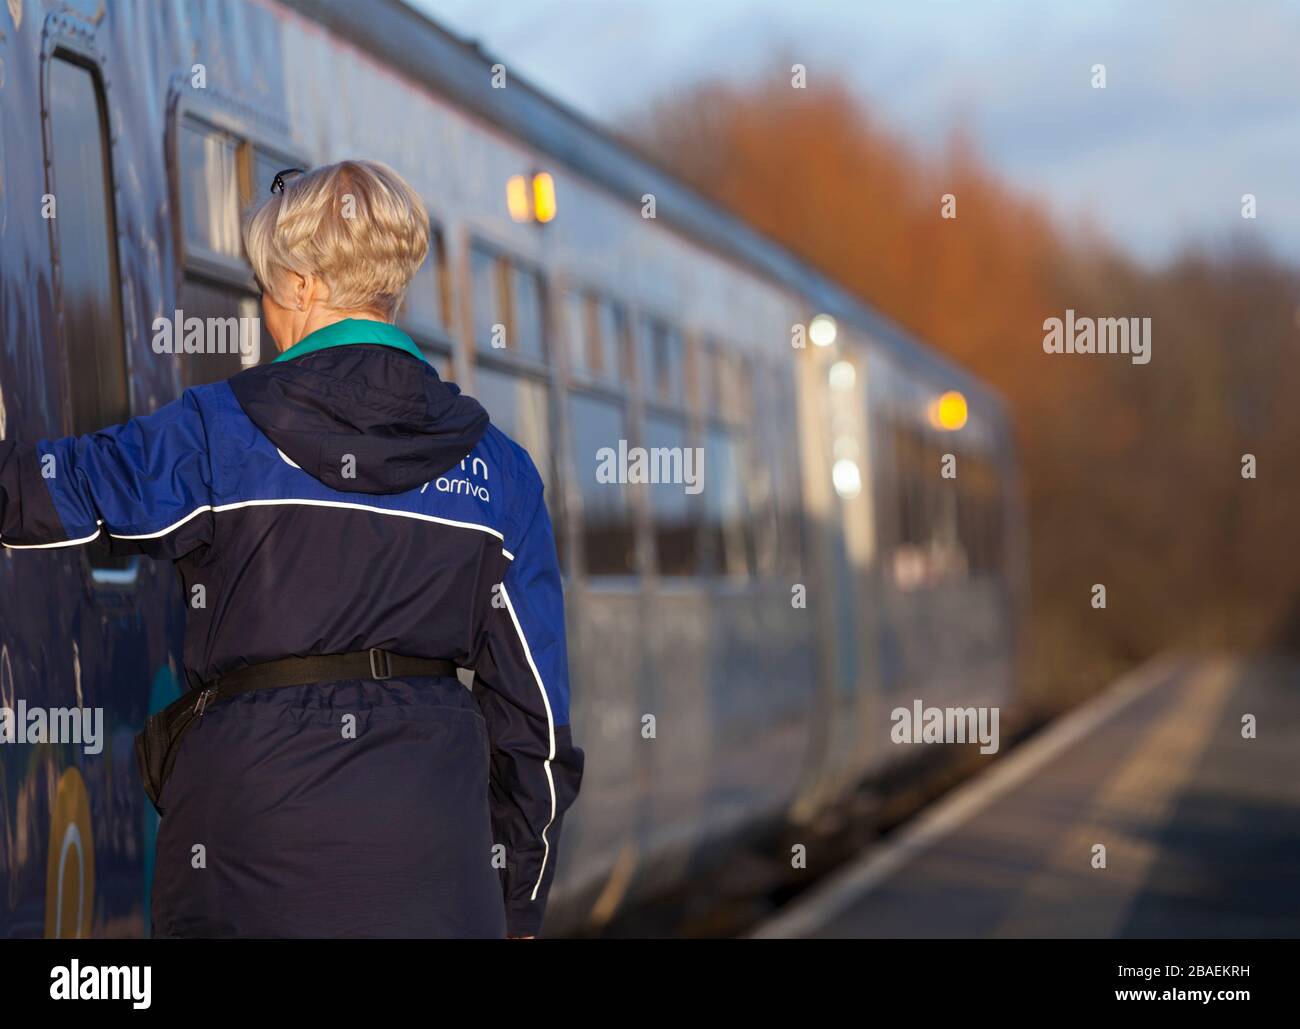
[0,0,1022,937]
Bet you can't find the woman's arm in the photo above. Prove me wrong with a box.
[472,469,585,938]
[0,389,218,559]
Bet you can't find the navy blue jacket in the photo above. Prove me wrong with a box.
[0,330,583,937]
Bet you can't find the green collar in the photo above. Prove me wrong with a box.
[273,318,428,364]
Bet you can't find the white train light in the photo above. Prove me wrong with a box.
[810,314,837,347]
[832,458,861,499]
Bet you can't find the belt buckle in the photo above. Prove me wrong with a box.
[369,648,393,681]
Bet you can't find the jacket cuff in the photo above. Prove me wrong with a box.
[505,901,545,938]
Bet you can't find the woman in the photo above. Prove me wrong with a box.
[0,160,583,938]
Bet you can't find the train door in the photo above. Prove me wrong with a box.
[788,320,882,823]
[39,32,154,937]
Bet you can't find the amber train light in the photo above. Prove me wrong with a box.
[507,170,558,224]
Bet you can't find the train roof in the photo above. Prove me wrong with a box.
[282,0,1005,413]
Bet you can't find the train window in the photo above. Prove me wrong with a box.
[428,349,455,382]
[473,365,554,500]
[470,243,546,361]
[470,243,505,348]
[247,147,286,205]
[769,365,804,575]
[510,264,546,361]
[747,365,780,578]
[895,423,928,548]
[957,453,1003,575]
[178,117,243,260]
[568,392,636,576]
[638,316,685,406]
[644,414,699,576]
[563,290,594,376]
[594,298,627,382]
[702,426,752,578]
[399,226,450,338]
[567,291,627,384]
[177,280,262,386]
[48,56,130,437]
[474,363,560,567]
[173,108,303,386]
[726,354,753,424]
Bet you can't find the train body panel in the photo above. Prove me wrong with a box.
[0,0,1019,937]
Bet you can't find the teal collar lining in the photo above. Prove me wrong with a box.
[272,318,428,364]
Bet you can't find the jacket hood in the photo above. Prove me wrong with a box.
[227,344,489,495]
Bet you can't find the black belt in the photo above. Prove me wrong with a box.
[134,650,459,816]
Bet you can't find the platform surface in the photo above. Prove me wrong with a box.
[753,657,1300,938]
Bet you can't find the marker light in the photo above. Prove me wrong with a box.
[810,314,837,347]
[533,172,557,223]
[929,390,968,431]
[506,175,530,223]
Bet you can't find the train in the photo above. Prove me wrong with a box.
[0,0,1021,937]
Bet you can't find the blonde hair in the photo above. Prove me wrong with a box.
[243,159,430,319]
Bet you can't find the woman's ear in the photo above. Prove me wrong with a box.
[297,272,330,311]
[288,271,309,311]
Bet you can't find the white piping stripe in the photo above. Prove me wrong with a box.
[110,505,213,540]
[5,499,511,551]
[2,524,103,550]
[498,583,558,902]
[208,498,507,543]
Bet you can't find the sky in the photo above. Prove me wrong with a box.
[408,0,1300,268]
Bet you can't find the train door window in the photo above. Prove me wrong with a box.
[48,56,130,437]
[179,117,242,260]
[645,413,699,576]
[568,391,636,576]
[399,225,451,339]
[47,55,131,577]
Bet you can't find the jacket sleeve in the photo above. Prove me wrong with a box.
[0,390,217,560]
[471,470,584,937]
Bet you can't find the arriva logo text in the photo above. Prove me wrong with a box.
[422,456,490,502]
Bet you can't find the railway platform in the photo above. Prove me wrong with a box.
[752,655,1300,938]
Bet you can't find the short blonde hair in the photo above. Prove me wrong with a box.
[243,159,429,318]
